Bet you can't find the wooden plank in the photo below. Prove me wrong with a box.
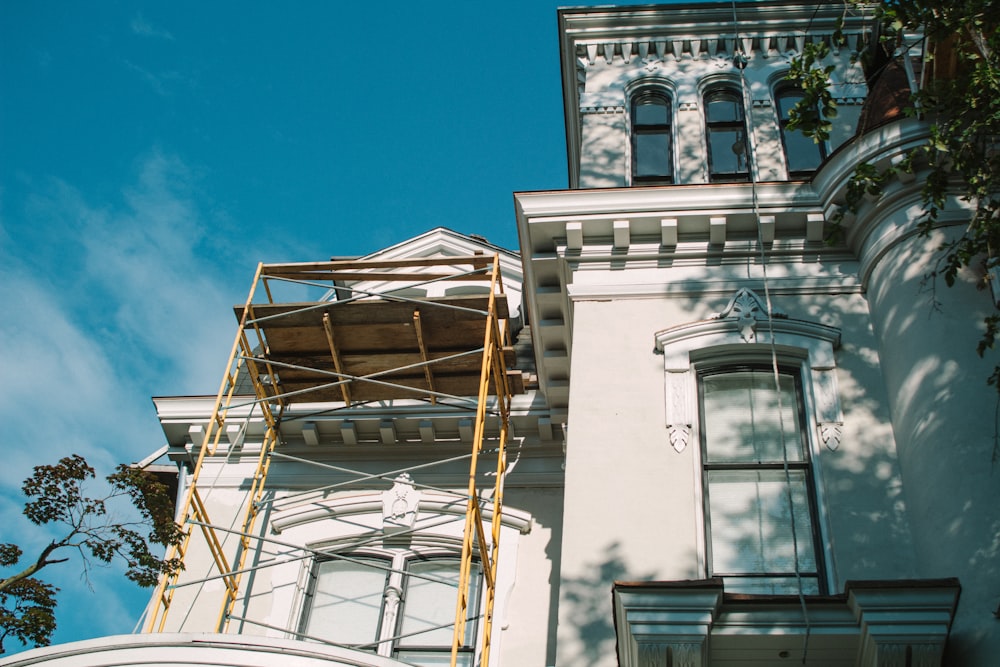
[255,348,516,378]
[259,271,489,282]
[237,295,509,328]
[262,320,490,355]
[321,313,352,405]
[274,373,516,403]
[260,255,494,274]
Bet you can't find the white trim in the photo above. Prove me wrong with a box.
[654,292,842,593]
[271,491,532,535]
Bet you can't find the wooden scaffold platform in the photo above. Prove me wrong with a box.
[145,254,520,667]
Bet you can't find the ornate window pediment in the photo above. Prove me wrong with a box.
[653,288,843,453]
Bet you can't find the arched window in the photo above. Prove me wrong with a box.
[302,552,481,665]
[704,88,749,182]
[631,89,673,185]
[776,86,827,177]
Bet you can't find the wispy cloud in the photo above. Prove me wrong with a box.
[130,14,174,41]
[124,60,186,97]
[0,149,256,650]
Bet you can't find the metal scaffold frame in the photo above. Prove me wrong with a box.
[145,254,517,667]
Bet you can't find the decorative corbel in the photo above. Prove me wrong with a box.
[812,367,844,450]
[664,369,694,453]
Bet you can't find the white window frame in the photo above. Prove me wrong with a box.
[629,86,676,186]
[299,548,481,664]
[654,288,842,593]
[698,362,826,594]
[264,489,530,667]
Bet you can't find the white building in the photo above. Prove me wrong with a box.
[5,2,998,666]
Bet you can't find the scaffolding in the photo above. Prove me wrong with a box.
[146,254,519,667]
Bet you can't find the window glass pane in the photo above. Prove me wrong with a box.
[635,132,672,177]
[305,558,387,646]
[702,370,804,462]
[635,98,669,125]
[395,651,474,667]
[707,129,748,175]
[398,560,479,648]
[707,469,817,576]
[723,576,821,595]
[777,91,804,120]
[707,93,743,122]
[783,130,824,173]
[777,88,824,174]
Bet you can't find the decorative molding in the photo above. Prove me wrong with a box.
[848,580,960,667]
[813,366,845,450]
[612,583,722,667]
[818,422,844,451]
[638,643,667,667]
[664,370,693,453]
[678,101,699,112]
[670,643,702,667]
[581,105,626,115]
[710,287,787,343]
[382,473,419,533]
[271,490,533,535]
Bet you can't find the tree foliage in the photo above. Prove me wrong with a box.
[0,455,184,654]
[786,0,1000,386]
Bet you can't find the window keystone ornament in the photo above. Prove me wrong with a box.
[711,287,786,342]
[382,473,419,533]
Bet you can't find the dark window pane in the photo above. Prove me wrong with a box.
[777,91,804,120]
[776,87,825,175]
[635,98,669,125]
[783,130,824,173]
[706,93,743,122]
[708,129,747,175]
[631,90,673,184]
[635,132,672,177]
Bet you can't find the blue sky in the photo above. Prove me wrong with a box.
[0,0,619,653]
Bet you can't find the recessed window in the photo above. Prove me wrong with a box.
[699,366,825,594]
[631,89,674,185]
[776,86,826,177]
[301,553,481,666]
[704,88,749,182]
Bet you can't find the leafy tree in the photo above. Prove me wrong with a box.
[0,455,183,654]
[786,0,1000,386]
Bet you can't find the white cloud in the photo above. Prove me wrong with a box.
[0,150,254,651]
[130,14,174,40]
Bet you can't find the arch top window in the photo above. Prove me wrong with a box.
[631,89,674,185]
[705,88,749,182]
[776,86,827,177]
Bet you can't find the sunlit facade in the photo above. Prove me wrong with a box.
[4,3,999,667]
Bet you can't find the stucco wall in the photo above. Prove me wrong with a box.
[860,210,1000,663]
[556,290,916,666]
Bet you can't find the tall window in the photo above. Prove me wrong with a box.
[776,86,826,177]
[699,366,824,595]
[704,88,749,182]
[631,89,673,185]
[301,553,481,666]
